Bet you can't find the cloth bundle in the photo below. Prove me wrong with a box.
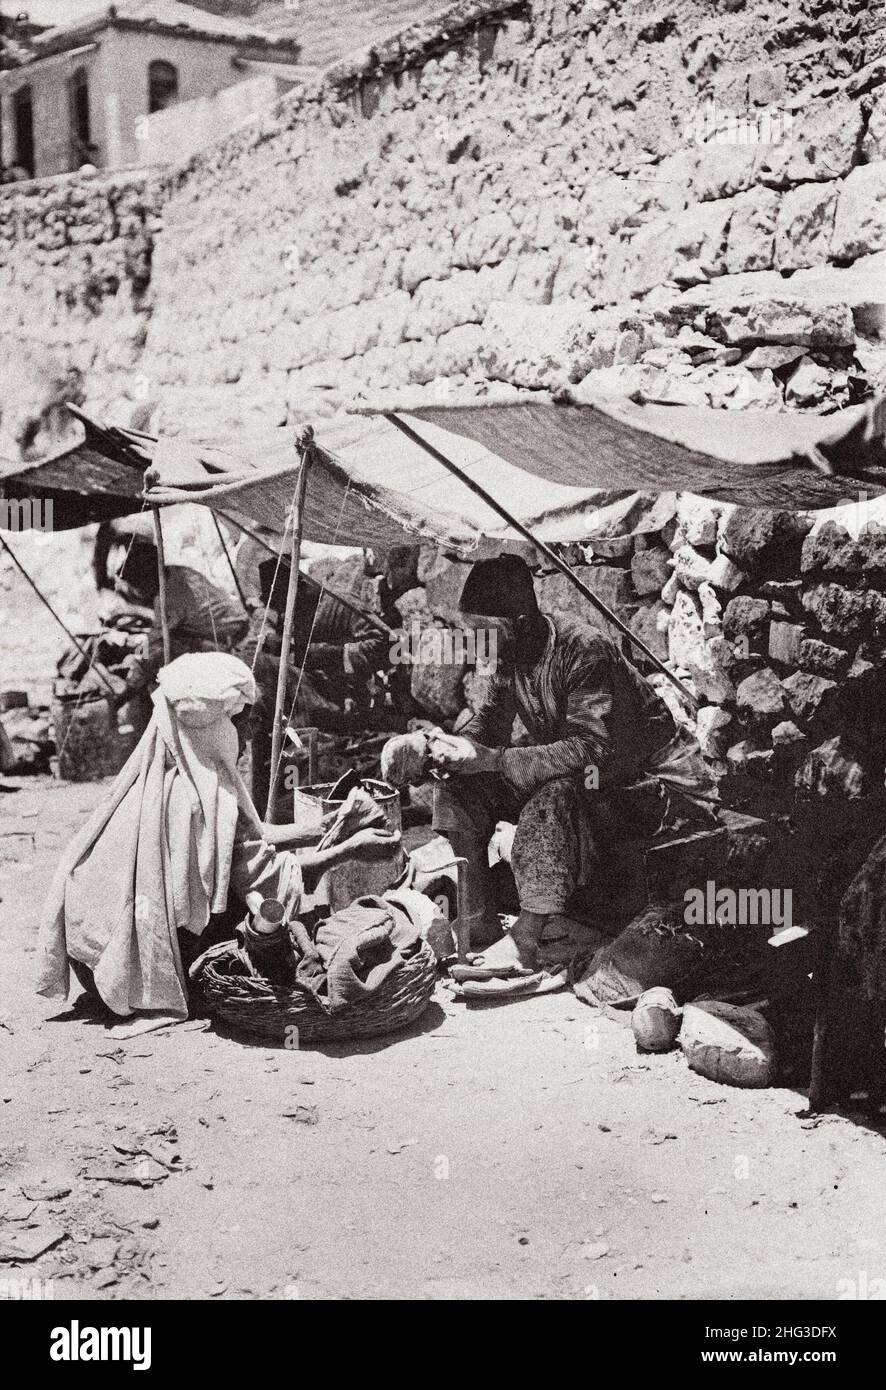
[291,895,424,1014]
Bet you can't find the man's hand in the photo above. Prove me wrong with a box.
[342,826,402,856]
[429,732,499,774]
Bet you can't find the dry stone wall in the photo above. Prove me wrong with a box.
[135,0,886,428]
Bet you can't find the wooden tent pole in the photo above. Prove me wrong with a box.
[210,511,249,612]
[384,411,697,712]
[265,430,312,823]
[152,507,171,665]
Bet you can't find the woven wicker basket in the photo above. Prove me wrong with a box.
[191,938,438,1044]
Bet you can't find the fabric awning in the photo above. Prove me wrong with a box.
[143,395,886,554]
[0,413,151,531]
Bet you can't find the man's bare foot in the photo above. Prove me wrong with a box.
[510,909,546,971]
[452,911,547,979]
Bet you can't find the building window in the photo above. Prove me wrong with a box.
[12,85,35,177]
[67,67,93,167]
[148,60,179,114]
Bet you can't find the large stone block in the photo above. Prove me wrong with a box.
[759,97,863,185]
[476,302,584,389]
[774,182,838,272]
[725,187,779,275]
[832,163,886,261]
[705,297,854,349]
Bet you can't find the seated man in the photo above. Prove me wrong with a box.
[429,555,715,974]
[109,539,249,707]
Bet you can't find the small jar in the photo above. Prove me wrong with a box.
[243,898,293,984]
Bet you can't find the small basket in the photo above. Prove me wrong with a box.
[191,937,438,1044]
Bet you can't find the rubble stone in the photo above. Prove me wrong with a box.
[720,509,814,575]
[670,544,713,591]
[795,735,867,798]
[797,637,851,679]
[768,621,804,665]
[736,668,787,724]
[784,357,832,406]
[801,521,886,575]
[629,600,669,662]
[697,581,722,637]
[668,590,705,671]
[674,495,720,548]
[802,582,886,638]
[696,705,733,759]
[781,670,839,724]
[631,547,671,596]
[706,553,746,593]
[688,634,739,705]
[771,719,807,748]
[723,596,770,644]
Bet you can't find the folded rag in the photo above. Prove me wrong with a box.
[316,785,386,851]
[296,896,422,1014]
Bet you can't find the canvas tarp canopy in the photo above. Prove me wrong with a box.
[0,411,152,530]
[4,393,885,545]
[142,394,886,554]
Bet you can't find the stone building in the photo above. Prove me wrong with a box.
[0,0,301,179]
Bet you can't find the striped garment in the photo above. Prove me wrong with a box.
[463,612,711,806]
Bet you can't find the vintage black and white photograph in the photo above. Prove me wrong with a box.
[1,0,885,1338]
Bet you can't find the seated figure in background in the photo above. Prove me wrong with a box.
[106,538,249,708]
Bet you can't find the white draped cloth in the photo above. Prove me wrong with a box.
[36,653,298,1020]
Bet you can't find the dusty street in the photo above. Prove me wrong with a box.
[2,775,885,1302]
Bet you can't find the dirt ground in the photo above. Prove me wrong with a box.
[2,774,886,1302]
